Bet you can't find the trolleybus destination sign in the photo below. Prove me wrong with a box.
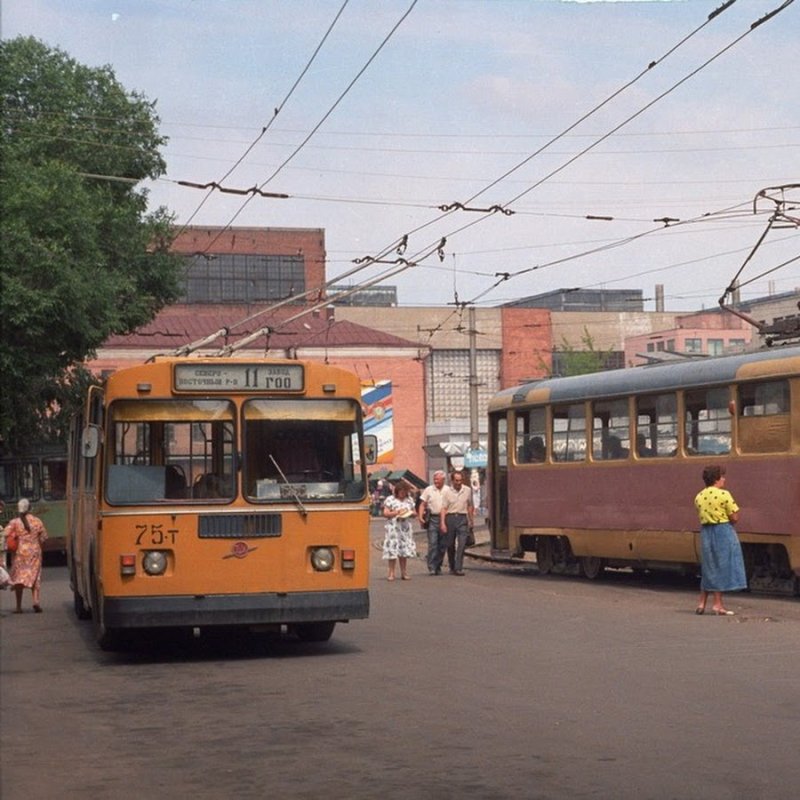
[173,363,305,393]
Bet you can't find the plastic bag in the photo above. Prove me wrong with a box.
[0,564,11,589]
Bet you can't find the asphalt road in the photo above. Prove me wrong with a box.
[2,522,799,800]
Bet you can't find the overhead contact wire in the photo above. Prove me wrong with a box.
[181,0,351,243]
[211,0,419,248]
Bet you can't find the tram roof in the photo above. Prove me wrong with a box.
[491,345,800,409]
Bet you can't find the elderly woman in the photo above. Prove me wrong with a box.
[381,483,417,581]
[4,498,48,613]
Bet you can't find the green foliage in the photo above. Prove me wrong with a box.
[0,36,183,453]
[556,328,614,377]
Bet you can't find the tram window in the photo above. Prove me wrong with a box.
[592,399,630,460]
[494,414,508,469]
[636,393,677,457]
[737,379,790,454]
[41,459,67,501]
[516,407,547,463]
[0,460,39,502]
[552,403,586,462]
[684,387,731,455]
[739,380,789,416]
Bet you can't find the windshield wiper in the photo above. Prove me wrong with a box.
[268,454,307,517]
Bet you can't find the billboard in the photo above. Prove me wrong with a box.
[361,381,394,464]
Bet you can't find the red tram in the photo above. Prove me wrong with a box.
[487,346,800,594]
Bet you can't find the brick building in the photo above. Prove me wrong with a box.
[171,226,326,305]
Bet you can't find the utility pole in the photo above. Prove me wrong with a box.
[467,305,483,515]
[468,306,479,450]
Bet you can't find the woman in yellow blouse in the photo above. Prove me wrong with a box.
[694,465,746,616]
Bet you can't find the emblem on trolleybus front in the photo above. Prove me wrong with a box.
[223,541,258,559]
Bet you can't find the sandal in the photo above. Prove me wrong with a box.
[695,606,705,615]
[33,605,43,613]
[401,574,411,581]
[713,607,734,616]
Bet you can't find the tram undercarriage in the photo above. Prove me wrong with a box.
[510,532,800,596]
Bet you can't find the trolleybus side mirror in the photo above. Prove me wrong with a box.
[82,426,100,458]
[364,435,378,465]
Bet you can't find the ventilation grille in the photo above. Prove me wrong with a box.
[198,514,282,539]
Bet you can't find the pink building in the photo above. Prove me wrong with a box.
[624,310,753,366]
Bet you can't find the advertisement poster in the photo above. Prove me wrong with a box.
[362,381,394,463]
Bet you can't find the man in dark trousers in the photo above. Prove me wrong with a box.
[439,470,474,576]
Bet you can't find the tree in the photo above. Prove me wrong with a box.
[0,36,183,453]
[555,328,614,377]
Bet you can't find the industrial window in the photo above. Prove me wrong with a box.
[425,350,499,423]
[179,254,306,304]
[684,338,702,353]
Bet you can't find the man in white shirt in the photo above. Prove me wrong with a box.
[418,471,447,575]
[439,471,474,576]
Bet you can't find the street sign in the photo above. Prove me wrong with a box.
[464,447,488,468]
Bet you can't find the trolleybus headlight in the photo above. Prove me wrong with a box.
[310,547,335,572]
[142,551,168,576]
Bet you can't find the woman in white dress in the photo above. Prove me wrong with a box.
[382,483,417,581]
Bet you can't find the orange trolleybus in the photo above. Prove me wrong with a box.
[67,357,373,649]
[487,345,800,595]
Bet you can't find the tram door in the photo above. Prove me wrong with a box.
[488,412,509,551]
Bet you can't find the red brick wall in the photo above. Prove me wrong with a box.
[500,308,552,388]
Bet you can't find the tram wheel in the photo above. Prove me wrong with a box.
[580,556,606,580]
[536,537,554,574]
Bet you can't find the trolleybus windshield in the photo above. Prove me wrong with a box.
[243,398,364,502]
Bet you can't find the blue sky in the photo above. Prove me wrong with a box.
[4,0,799,311]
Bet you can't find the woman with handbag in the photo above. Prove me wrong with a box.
[381,483,417,581]
[4,498,48,613]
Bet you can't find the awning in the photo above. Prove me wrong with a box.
[436,441,487,456]
[386,469,428,490]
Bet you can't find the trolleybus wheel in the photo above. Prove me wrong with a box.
[90,567,125,651]
[294,621,336,642]
[73,587,91,620]
[69,546,91,620]
[580,556,606,580]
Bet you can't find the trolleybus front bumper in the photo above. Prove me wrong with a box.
[102,589,369,629]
